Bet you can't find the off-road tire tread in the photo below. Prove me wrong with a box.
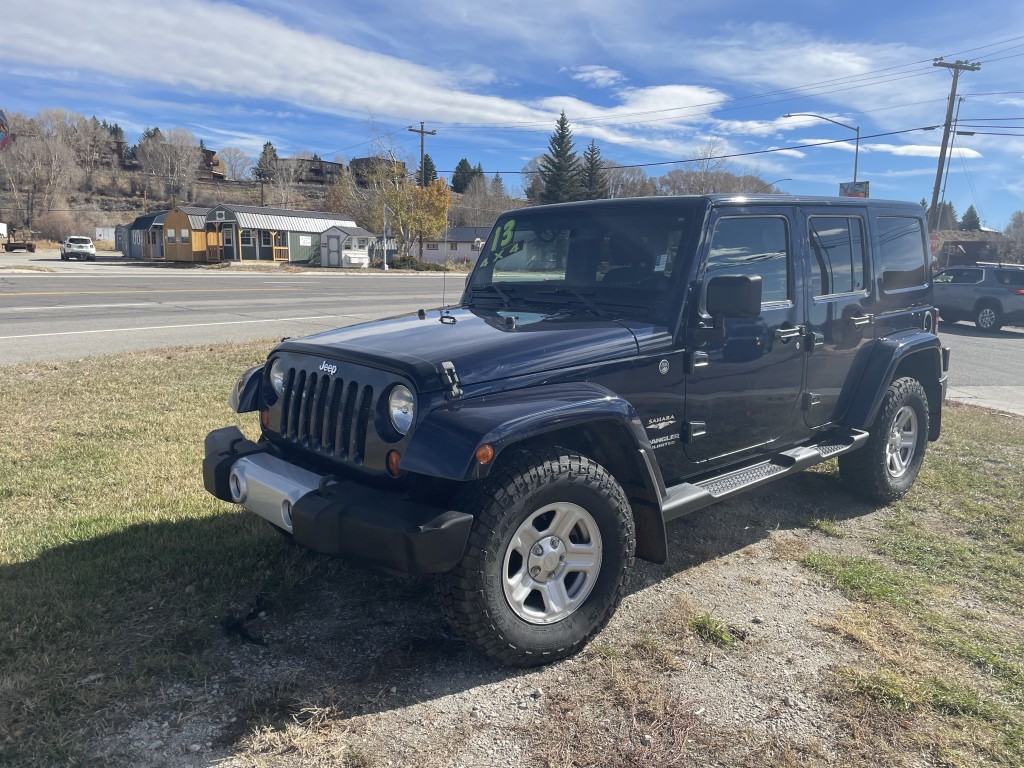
[435,447,635,667]
[838,376,929,503]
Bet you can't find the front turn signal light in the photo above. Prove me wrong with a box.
[386,450,402,477]
[475,444,495,465]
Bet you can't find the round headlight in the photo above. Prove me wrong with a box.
[269,358,287,396]
[388,385,415,435]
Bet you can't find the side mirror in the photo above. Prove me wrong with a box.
[706,274,762,318]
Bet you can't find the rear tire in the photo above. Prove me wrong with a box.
[839,377,929,503]
[975,302,1002,332]
[436,447,635,667]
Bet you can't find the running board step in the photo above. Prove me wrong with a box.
[661,429,868,522]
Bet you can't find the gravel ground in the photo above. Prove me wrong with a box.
[87,470,913,767]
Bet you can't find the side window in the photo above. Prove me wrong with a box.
[954,268,983,284]
[878,216,927,292]
[808,216,866,296]
[995,269,1024,286]
[705,216,790,304]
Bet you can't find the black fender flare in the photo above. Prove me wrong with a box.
[843,331,945,439]
[401,382,670,563]
[230,364,265,413]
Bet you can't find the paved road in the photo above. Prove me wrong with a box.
[2,249,1021,415]
[936,319,1024,415]
[1,250,464,363]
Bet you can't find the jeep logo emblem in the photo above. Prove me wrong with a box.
[319,361,337,376]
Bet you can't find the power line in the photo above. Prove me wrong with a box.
[435,125,942,176]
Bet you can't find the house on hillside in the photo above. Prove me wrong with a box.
[164,206,217,262]
[276,157,345,185]
[348,156,408,187]
[203,204,356,264]
[197,149,226,181]
[319,225,375,268]
[420,226,491,265]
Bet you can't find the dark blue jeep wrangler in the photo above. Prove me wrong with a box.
[204,195,949,666]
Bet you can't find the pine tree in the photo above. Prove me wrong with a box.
[451,158,474,193]
[960,205,981,231]
[490,173,505,197]
[539,111,582,204]
[580,139,609,200]
[253,142,279,182]
[419,154,438,185]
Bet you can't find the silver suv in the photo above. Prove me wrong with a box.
[933,262,1024,332]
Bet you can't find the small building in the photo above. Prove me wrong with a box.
[114,224,129,256]
[163,206,218,262]
[94,226,115,242]
[320,226,375,268]
[276,156,345,185]
[125,211,166,260]
[421,226,491,265]
[203,204,356,264]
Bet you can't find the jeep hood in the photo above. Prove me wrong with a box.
[275,306,640,392]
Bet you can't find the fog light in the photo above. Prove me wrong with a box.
[386,450,402,477]
[229,469,247,503]
[476,444,495,465]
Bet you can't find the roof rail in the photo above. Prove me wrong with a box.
[974,261,1024,269]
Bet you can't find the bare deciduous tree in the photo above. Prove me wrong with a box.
[218,146,252,181]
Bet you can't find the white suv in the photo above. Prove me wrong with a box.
[61,236,96,261]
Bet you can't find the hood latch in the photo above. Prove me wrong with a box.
[440,360,463,400]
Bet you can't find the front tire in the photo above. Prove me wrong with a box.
[839,377,929,503]
[437,448,635,667]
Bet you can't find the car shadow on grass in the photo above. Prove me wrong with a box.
[0,469,879,765]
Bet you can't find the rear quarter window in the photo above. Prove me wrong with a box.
[877,216,927,293]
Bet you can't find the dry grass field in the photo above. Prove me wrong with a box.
[1,345,1021,767]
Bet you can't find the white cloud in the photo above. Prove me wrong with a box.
[570,66,626,88]
[3,0,551,127]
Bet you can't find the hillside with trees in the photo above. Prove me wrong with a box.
[3,106,1023,263]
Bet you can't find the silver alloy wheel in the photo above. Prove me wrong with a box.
[501,501,603,625]
[885,405,919,478]
[978,307,997,329]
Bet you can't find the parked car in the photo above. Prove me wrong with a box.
[204,195,949,666]
[933,262,1024,332]
[61,236,97,261]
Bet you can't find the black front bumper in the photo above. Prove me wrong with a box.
[203,426,473,574]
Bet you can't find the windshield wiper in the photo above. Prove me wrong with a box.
[534,287,612,317]
[469,283,515,308]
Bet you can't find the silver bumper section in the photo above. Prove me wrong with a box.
[202,426,474,574]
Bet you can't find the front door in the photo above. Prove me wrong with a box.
[801,209,874,428]
[683,210,807,464]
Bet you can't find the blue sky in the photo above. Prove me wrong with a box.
[4,0,1024,228]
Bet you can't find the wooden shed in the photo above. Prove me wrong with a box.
[203,204,356,263]
[320,225,375,268]
[126,212,166,260]
[164,206,220,262]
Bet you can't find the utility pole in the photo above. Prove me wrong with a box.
[408,122,436,187]
[408,122,436,260]
[928,59,980,232]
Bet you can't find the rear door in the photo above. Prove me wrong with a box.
[683,208,807,464]
[801,209,874,428]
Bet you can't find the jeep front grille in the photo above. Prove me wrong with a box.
[278,367,375,463]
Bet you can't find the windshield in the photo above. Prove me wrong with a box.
[464,202,696,322]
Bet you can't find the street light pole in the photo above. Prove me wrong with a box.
[782,113,860,183]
